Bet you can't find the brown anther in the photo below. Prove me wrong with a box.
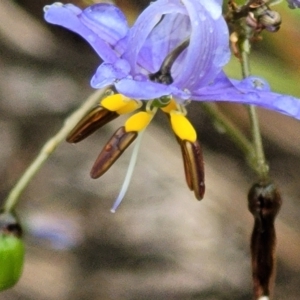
[90,126,137,178]
[180,140,205,200]
[180,142,193,191]
[66,105,119,143]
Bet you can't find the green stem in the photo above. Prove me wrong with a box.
[241,47,251,79]
[3,88,107,213]
[247,104,269,178]
[240,29,269,179]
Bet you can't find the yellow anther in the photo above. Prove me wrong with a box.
[101,94,131,111]
[160,98,177,113]
[116,99,141,115]
[125,111,152,132]
[170,112,197,142]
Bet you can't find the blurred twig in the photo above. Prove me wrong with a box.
[3,88,107,213]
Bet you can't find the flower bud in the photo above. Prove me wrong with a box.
[248,181,282,222]
[0,211,25,291]
[247,182,281,298]
[259,10,281,32]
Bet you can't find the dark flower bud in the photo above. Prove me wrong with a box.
[259,10,281,32]
[248,181,282,222]
[247,182,281,298]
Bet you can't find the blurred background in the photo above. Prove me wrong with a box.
[1,0,300,299]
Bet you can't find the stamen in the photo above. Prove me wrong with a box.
[180,141,193,191]
[181,140,205,200]
[116,100,142,115]
[66,106,118,143]
[101,94,132,111]
[170,112,197,142]
[124,111,153,132]
[111,131,145,213]
[90,127,137,178]
[90,107,156,178]
[66,94,141,143]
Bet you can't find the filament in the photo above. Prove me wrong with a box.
[110,131,145,213]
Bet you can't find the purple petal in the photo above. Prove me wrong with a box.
[115,78,190,100]
[123,0,187,74]
[123,0,229,94]
[44,3,119,63]
[91,59,131,88]
[192,74,300,120]
[80,4,128,46]
[137,12,191,73]
[172,0,230,91]
[199,0,222,19]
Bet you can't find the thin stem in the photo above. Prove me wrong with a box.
[247,104,269,178]
[3,88,107,213]
[241,46,251,79]
[241,23,274,300]
[240,28,269,179]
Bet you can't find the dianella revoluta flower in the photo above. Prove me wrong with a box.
[44,0,300,210]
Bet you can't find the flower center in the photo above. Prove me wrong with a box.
[99,93,198,211]
[66,88,204,210]
[67,67,203,211]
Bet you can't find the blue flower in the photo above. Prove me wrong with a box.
[44,0,300,208]
[44,0,300,120]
